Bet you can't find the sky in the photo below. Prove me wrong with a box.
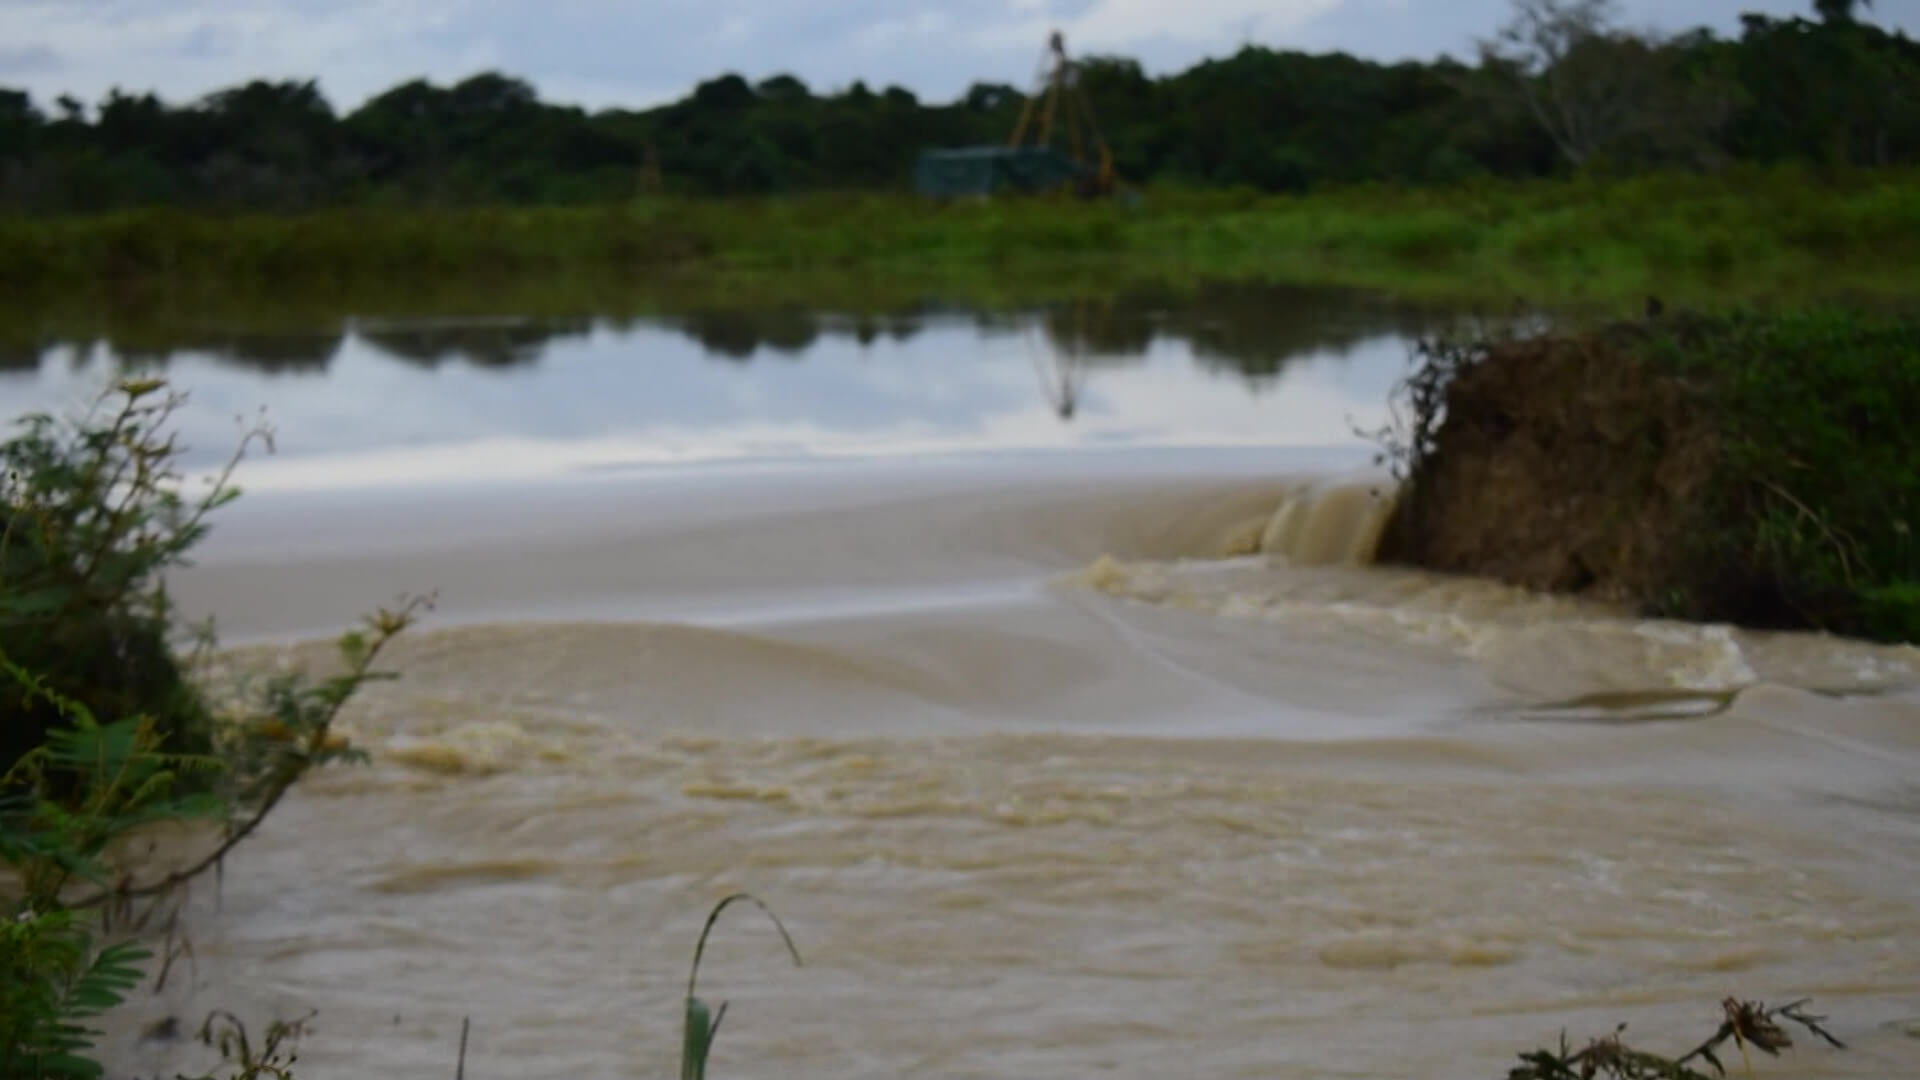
[2,0,1916,115]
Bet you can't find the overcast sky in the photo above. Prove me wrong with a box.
[3,0,1916,114]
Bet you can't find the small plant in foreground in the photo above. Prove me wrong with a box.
[1508,996,1846,1079]
[188,1009,315,1080]
[0,597,429,1077]
[0,906,148,1079]
[681,893,802,1080]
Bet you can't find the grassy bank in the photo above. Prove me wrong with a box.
[1379,307,1920,645]
[2,166,1917,316]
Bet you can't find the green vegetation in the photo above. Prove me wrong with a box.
[0,0,1912,317]
[1655,310,1920,641]
[3,164,1916,315]
[0,1,1913,206]
[680,893,802,1080]
[0,381,248,782]
[0,377,429,1078]
[1,0,1910,1067]
[1378,307,1920,645]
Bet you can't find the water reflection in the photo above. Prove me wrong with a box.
[357,318,594,370]
[669,309,834,360]
[0,342,43,373]
[1031,330,1085,420]
[84,332,345,375]
[0,284,1471,491]
[15,285,1454,383]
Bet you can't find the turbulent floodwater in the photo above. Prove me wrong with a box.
[92,459,1920,1080]
[8,295,1918,1078]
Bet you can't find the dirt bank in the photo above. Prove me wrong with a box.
[1373,310,1920,645]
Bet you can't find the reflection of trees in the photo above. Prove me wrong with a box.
[358,318,589,369]
[673,311,811,359]
[969,284,1453,389]
[650,286,1466,387]
[1039,298,1155,362]
[101,331,345,374]
[673,309,931,359]
[12,282,1469,392]
[0,342,44,372]
[210,332,343,373]
[1005,284,1452,408]
[847,315,924,348]
[1157,283,1450,383]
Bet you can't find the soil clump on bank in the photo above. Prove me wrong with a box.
[1376,308,1920,645]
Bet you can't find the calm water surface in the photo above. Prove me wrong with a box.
[4,286,1918,1080]
[2,286,1455,490]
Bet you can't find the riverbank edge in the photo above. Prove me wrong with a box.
[1375,308,1920,646]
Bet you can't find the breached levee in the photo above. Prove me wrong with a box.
[1068,309,1920,720]
[1069,469,1920,707]
[1210,472,1400,566]
[1371,311,1920,647]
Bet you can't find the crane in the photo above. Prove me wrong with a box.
[1007,31,1116,198]
[912,29,1120,200]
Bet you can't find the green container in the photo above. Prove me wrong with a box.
[914,146,1093,198]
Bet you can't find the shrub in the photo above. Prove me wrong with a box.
[0,377,429,1078]
[0,380,249,780]
[1377,307,1920,645]
[1653,309,1920,639]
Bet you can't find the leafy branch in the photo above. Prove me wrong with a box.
[76,593,434,915]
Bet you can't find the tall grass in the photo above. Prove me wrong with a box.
[2,166,1915,311]
[680,893,801,1080]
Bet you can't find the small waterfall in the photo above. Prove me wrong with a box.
[1251,475,1399,566]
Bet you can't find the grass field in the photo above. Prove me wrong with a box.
[3,165,1915,325]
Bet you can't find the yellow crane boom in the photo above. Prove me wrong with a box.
[1007,31,1116,196]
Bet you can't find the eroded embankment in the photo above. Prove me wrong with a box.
[1374,310,1920,645]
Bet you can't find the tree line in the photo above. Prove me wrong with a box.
[0,0,1913,212]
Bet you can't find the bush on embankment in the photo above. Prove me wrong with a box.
[1377,308,1920,645]
[2,166,1917,307]
[0,385,228,778]
[2,378,427,1078]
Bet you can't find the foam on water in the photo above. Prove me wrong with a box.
[1072,475,1914,706]
[100,461,1920,1080]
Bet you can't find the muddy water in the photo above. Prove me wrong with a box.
[7,294,1919,1078]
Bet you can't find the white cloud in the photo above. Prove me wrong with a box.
[0,0,475,109]
[0,0,1913,113]
[856,9,959,51]
[971,0,1344,51]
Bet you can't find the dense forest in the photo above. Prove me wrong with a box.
[0,0,1914,211]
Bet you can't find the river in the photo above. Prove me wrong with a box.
[5,285,1918,1079]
